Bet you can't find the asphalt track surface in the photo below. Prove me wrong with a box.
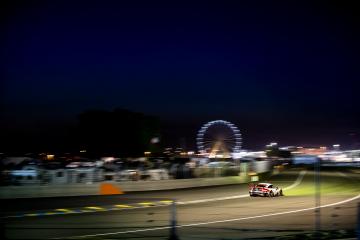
[2,169,360,239]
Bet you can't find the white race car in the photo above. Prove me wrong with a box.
[249,183,283,197]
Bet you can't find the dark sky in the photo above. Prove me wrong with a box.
[1,1,360,151]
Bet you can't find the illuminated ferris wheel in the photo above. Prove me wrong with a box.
[196,120,242,156]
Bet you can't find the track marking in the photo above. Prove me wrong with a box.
[337,171,348,178]
[138,202,155,206]
[283,170,306,190]
[55,193,360,239]
[79,210,93,213]
[5,171,307,219]
[84,206,104,211]
[55,209,72,213]
[114,204,132,208]
[24,213,38,217]
[45,212,56,216]
[178,170,307,205]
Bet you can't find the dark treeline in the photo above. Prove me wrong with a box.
[0,109,162,157]
[75,109,161,157]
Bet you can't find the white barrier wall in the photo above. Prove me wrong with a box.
[0,175,248,199]
[251,160,272,173]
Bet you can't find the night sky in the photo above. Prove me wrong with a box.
[2,1,360,151]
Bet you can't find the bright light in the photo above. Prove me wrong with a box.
[144,151,151,155]
[101,157,115,162]
[150,137,160,144]
[197,120,242,154]
[267,142,278,147]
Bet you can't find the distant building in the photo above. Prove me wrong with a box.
[292,155,319,165]
[8,165,41,185]
[7,165,104,185]
[291,146,327,156]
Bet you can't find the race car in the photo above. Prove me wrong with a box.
[249,183,283,197]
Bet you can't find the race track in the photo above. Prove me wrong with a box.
[3,169,360,239]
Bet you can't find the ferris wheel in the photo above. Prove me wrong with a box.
[196,120,242,155]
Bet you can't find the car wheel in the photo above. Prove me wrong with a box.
[280,190,283,196]
[269,192,274,197]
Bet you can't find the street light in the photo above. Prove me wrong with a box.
[333,144,340,151]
